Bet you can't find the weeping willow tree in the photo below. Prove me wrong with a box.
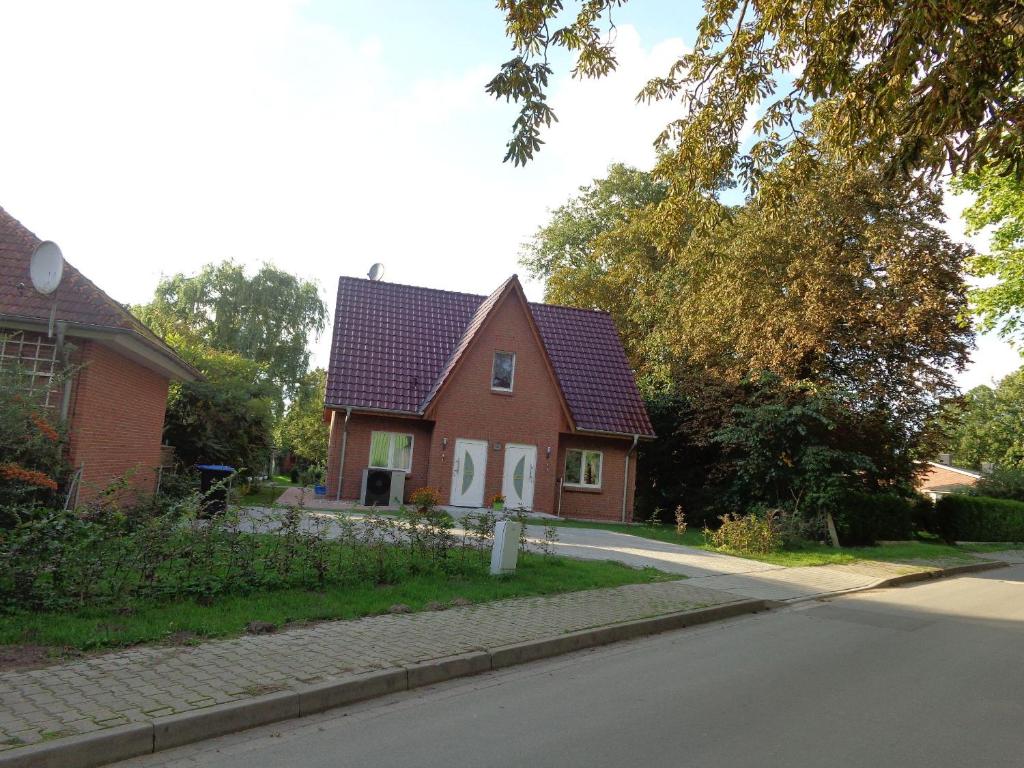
[136,261,328,411]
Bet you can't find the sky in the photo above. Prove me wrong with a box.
[0,0,1018,391]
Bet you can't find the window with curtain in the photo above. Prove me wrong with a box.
[368,431,413,471]
[564,449,602,488]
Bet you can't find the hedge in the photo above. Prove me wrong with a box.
[935,494,1024,543]
[833,491,916,546]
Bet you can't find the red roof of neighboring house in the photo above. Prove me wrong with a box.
[326,275,655,437]
[0,206,198,380]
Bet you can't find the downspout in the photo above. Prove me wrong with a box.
[55,322,73,424]
[621,434,639,523]
[335,407,352,501]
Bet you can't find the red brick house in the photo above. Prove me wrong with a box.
[324,275,654,521]
[0,206,200,503]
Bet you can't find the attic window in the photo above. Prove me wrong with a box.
[491,351,515,392]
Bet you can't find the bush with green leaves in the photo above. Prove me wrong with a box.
[0,492,497,613]
[832,492,917,546]
[0,367,67,524]
[705,510,783,555]
[935,495,1024,544]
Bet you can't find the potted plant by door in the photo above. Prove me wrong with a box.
[491,494,505,512]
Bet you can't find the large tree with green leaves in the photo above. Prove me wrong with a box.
[941,366,1024,470]
[953,166,1024,347]
[161,346,277,476]
[522,163,683,391]
[136,261,328,408]
[275,368,329,467]
[524,146,972,421]
[488,0,1023,211]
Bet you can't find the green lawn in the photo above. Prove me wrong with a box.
[271,474,302,486]
[0,554,671,652]
[542,518,1010,567]
[234,484,285,507]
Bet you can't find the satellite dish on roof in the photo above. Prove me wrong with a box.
[367,263,385,282]
[29,241,65,295]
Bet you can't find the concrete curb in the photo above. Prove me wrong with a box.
[874,559,1008,588]
[0,600,769,768]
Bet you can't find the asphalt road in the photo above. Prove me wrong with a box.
[117,566,1024,768]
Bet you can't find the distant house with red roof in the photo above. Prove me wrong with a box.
[915,456,984,501]
[0,206,199,503]
[324,274,654,521]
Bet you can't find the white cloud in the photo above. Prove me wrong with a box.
[1,6,1014,390]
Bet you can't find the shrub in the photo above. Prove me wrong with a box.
[935,494,1024,543]
[409,487,442,513]
[705,510,782,554]
[0,498,484,613]
[0,373,66,518]
[832,491,916,546]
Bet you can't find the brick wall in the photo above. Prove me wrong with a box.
[65,340,169,503]
[424,291,571,513]
[326,411,433,502]
[557,433,637,522]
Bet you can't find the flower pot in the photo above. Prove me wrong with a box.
[492,501,505,511]
[314,484,327,497]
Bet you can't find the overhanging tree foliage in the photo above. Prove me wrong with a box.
[953,165,1024,347]
[488,0,1024,198]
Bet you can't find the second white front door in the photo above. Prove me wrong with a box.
[450,439,488,507]
[502,444,537,511]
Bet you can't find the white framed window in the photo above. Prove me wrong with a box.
[491,351,515,392]
[564,449,602,489]
[368,431,413,472]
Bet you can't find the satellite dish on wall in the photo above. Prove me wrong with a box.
[367,263,385,282]
[29,241,65,295]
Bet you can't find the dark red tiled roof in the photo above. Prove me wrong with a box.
[0,205,195,373]
[325,276,654,437]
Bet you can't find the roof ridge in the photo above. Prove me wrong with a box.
[338,275,486,301]
[337,274,610,315]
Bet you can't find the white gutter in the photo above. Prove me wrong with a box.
[335,407,352,500]
[621,434,639,523]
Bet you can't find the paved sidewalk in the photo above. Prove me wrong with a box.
[0,580,735,753]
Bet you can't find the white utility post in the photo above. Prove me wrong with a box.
[490,520,522,575]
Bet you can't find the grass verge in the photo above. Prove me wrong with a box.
[234,484,285,507]
[540,518,1011,567]
[0,554,672,652]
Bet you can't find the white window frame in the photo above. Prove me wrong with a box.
[368,431,414,472]
[564,449,603,489]
[491,350,516,392]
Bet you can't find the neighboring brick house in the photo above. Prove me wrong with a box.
[0,206,199,503]
[916,458,983,501]
[324,274,654,521]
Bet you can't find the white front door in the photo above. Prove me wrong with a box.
[502,444,537,511]
[450,439,488,507]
